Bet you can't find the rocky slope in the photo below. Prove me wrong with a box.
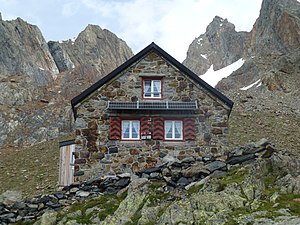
[183,0,300,155]
[2,140,300,224]
[183,0,300,95]
[0,17,133,148]
[183,16,247,75]
[0,17,58,85]
[48,24,133,99]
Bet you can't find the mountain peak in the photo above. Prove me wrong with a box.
[183,16,246,75]
[206,16,235,33]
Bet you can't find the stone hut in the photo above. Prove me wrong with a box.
[70,42,233,182]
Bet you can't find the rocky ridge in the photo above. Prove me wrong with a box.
[183,0,300,155]
[183,0,300,96]
[1,139,299,224]
[48,24,133,99]
[0,17,133,148]
[183,16,247,75]
[0,17,58,85]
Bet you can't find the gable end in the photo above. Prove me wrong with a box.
[71,42,234,118]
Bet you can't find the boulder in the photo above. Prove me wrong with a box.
[0,190,22,207]
[206,160,227,172]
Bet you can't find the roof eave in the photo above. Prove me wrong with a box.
[71,42,234,118]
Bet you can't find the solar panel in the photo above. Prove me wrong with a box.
[107,101,198,110]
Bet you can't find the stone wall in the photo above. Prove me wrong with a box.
[74,51,231,181]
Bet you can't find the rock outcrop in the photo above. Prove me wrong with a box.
[48,25,133,99]
[217,0,300,93]
[183,16,247,75]
[2,140,299,224]
[0,17,58,85]
[0,17,133,148]
[183,0,300,96]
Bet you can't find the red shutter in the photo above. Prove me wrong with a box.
[109,117,121,140]
[153,117,164,140]
[184,118,196,140]
[141,117,151,137]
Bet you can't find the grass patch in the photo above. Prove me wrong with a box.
[187,184,204,195]
[0,134,74,197]
[278,194,300,216]
[126,181,172,224]
[216,167,249,192]
[126,198,148,225]
[147,182,169,207]
[58,191,127,223]
[229,111,300,157]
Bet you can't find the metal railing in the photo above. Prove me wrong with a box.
[107,101,198,110]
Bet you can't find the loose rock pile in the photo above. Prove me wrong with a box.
[136,138,275,188]
[0,176,130,224]
[0,138,275,224]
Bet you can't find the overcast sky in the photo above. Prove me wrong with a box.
[1,0,262,61]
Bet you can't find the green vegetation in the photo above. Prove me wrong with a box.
[223,163,300,224]
[216,167,249,192]
[0,134,74,197]
[187,183,204,195]
[147,182,169,207]
[229,111,300,157]
[126,181,170,225]
[126,200,146,225]
[57,191,127,224]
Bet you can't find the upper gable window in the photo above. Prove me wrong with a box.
[143,79,162,99]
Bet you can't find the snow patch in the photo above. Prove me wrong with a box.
[200,54,207,59]
[39,67,45,71]
[196,38,203,45]
[200,58,244,87]
[71,36,77,42]
[220,23,223,27]
[240,79,261,90]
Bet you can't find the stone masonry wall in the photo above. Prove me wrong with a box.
[74,51,231,181]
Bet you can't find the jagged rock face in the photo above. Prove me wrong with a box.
[216,0,300,93]
[48,25,133,99]
[183,16,247,75]
[249,0,300,56]
[183,0,300,97]
[0,17,59,85]
[0,19,133,148]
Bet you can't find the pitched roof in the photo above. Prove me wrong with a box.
[71,42,234,117]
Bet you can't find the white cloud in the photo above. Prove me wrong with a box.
[80,0,262,61]
[62,2,80,17]
[1,0,263,62]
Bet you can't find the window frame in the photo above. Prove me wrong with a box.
[164,120,183,141]
[121,119,140,140]
[142,78,162,99]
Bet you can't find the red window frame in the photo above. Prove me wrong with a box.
[142,77,163,100]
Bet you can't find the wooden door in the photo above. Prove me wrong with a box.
[59,141,75,186]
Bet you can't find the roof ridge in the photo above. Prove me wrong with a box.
[71,42,233,118]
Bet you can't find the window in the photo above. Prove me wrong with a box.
[164,120,183,140]
[143,79,161,98]
[122,120,140,140]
